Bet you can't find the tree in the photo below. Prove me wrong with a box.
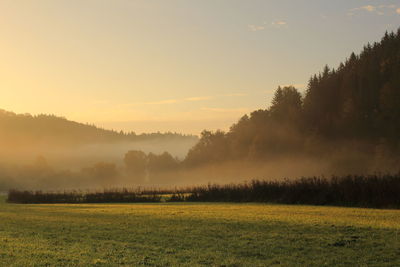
[124,150,148,181]
[185,130,229,166]
[148,152,179,173]
[83,162,118,187]
[270,86,302,124]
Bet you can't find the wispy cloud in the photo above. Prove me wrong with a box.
[349,4,399,16]
[271,21,287,27]
[380,5,397,9]
[142,99,179,105]
[184,96,212,102]
[141,97,208,105]
[361,5,376,12]
[131,92,247,106]
[201,107,251,113]
[220,93,247,97]
[248,20,288,32]
[248,24,265,32]
[320,14,328,20]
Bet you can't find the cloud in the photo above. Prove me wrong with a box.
[248,20,288,32]
[248,24,265,32]
[141,97,210,105]
[397,8,400,14]
[271,21,288,28]
[142,99,179,105]
[201,107,251,113]
[184,96,212,102]
[380,5,396,9]
[348,5,375,16]
[349,5,399,16]
[220,93,247,97]
[131,93,246,106]
[272,21,287,26]
[362,5,376,12]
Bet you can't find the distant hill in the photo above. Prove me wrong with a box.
[0,109,197,148]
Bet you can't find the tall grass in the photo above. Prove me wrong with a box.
[7,174,400,208]
[185,175,400,208]
[7,188,162,204]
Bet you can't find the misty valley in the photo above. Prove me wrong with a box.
[1,2,400,265]
[2,30,400,196]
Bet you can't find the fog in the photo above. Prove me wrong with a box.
[39,138,196,169]
[1,113,399,192]
[1,141,398,192]
[0,137,198,191]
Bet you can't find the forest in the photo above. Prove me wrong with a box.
[184,29,400,171]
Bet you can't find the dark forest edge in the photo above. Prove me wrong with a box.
[183,29,400,168]
[7,174,400,209]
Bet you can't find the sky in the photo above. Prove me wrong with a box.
[0,0,399,134]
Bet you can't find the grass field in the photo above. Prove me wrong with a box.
[0,196,399,266]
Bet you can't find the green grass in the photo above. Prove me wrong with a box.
[0,196,399,266]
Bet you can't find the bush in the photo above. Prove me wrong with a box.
[7,174,400,208]
[7,188,161,204]
[184,174,400,208]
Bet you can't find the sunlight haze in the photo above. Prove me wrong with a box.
[1,0,399,134]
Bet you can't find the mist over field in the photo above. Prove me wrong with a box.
[0,138,196,169]
[1,140,399,191]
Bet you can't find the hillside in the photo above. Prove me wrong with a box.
[0,109,197,148]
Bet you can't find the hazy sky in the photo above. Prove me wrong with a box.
[1,0,399,134]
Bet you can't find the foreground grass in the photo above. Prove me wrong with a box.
[0,196,399,266]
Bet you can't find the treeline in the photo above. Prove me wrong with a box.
[184,29,400,167]
[7,189,161,204]
[184,174,400,208]
[8,174,400,209]
[0,109,197,147]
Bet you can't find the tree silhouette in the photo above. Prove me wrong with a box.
[184,28,400,166]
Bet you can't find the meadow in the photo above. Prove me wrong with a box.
[0,196,399,266]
